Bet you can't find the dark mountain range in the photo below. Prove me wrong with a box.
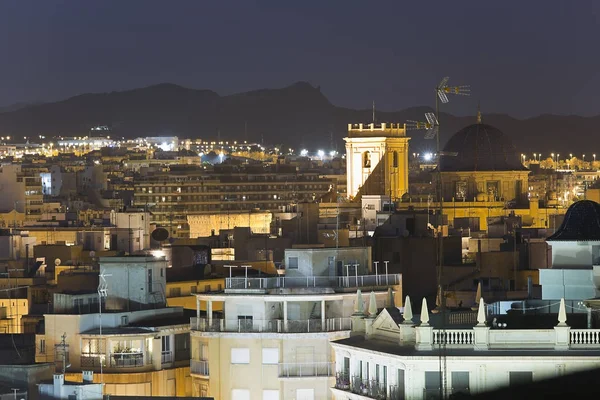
[0,82,596,154]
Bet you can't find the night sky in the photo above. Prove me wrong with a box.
[1,1,599,118]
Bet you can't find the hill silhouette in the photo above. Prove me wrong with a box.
[0,82,597,154]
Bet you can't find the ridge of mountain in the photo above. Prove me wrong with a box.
[0,82,596,153]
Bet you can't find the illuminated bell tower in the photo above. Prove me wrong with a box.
[344,123,410,200]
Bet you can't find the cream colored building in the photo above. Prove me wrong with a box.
[344,123,410,200]
[190,247,401,399]
[331,296,600,399]
[35,256,193,397]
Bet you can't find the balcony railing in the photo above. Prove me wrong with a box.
[190,359,209,376]
[191,317,352,333]
[161,351,172,364]
[110,352,145,368]
[278,361,334,378]
[80,355,103,368]
[334,373,401,399]
[225,274,400,290]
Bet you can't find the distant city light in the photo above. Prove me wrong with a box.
[300,149,308,156]
[330,150,337,157]
[317,150,324,158]
[424,152,433,161]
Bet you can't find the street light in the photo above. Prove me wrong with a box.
[594,154,597,162]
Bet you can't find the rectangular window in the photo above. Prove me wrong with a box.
[121,316,128,326]
[262,390,279,400]
[452,371,470,395]
[238,315,253,331]
[231,389,250,400]
[40,339,46,354]
[169,287,181,297]
[425,371,441,397]
[288,256,299,269]
[455,181,467,200]
[509,371,533,386]
[296,389,314,400]
[262,348,279,365]
[161,336,171,352]
[190,286,197,294]
[231,348,250,364]
[148,269,153,292]
[397,369,405,399]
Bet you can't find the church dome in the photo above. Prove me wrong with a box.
[547,200,600,241]
[439,123,527,172]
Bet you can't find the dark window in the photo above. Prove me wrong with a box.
[288,257,299,269]
[393,151,399,168]
[509,371,533,386]
[452,371,470,395]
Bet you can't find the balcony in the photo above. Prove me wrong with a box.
[278,361,334,378]
[225,274,400,291]
[190,317,352,334]
[190,359,209,376]
[334,373,400,400]
[80,355,103,368]
[110,352,145,368]
[161,351,172,364]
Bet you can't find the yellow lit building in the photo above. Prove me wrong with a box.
[352,118,570,231]
[344,123,410,200]
[166,278,224,312]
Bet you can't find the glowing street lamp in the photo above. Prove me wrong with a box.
[300,149,308,157]
[317,150,325,160]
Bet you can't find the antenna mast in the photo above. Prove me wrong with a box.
[372,101,376,123]
[406,76,470,399]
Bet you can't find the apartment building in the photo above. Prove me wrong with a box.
[330,297,600,399]
[189,247,401,400]
[35,256,193,396]
[132,164,335,238]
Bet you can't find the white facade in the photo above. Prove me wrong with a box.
[330,298,600,399]
[344,123,409,199]
[548,240,600,268]
[38,373,102,400]
[190,255,401,400]
[113,211,151,252]
[99,256,167,310]
[540,269,600,300]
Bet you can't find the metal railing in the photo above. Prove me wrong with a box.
[190,317,352,333]
[225,274,400,290]
[190,359,209,376]
[349,376,387,399]
[109,352,145,368]
[80,355,103,368]
[278,361,334,378]
[161,351,172,364]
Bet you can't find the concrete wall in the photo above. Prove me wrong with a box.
[100,257,167,309]
[540,269,599,300]
[283,247,371,278]
[549,240,598,268]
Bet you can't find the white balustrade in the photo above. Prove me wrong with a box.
[433,329,474,346]
[570,329,600,346]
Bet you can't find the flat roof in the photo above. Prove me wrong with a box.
[332,335,600,358]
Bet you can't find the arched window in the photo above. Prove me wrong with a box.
[363,151,371,168]
[393,151,399,168]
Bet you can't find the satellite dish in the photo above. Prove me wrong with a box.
[89,251,96,258]
[54,258,61,267]
[151,228,169,242]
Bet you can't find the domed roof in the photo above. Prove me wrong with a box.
[439,123,528,172]
[547,200,600,241]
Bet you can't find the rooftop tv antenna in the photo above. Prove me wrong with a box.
[406,76,470,399]
[372,101,376,123]
[97,272,111,391]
